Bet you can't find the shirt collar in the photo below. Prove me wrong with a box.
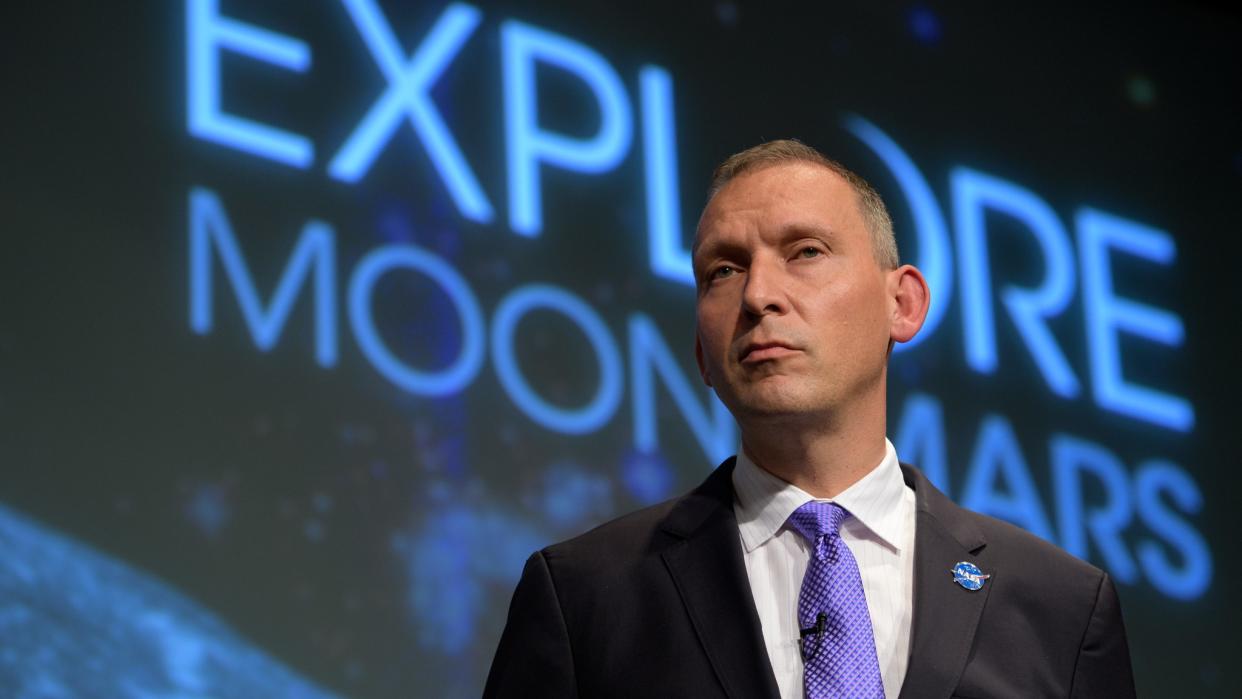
[732,438,909,554]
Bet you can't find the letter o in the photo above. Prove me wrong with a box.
[492,284,622,434]
[348,245,484,396]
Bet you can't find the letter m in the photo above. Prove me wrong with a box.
[189,187,337,366]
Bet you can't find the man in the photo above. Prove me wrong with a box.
[484,140,1135,698]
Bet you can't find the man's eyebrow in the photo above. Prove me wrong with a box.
[692,237,747,268]
[778,221,837,244]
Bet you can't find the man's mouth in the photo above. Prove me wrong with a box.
[739,341,799,364]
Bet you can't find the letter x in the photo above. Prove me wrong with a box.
[330,1,494,223]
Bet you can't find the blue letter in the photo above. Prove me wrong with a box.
[1077,208,1192,431]
[186,0,312,167]
[1051,434,1137,583]
[330,2,492,223]
[953,168,1079,397]
[640,66,693,286]
[189,187,336,366]
[893,393,950,496]
[1135,461,1211,600]
[348,245,484,396]
[492,285,622,433]
[960,414,1054,541]
[628,313,735,464]
[502,20,633,236]
[842,115,952,351]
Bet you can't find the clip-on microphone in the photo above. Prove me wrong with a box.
[799,611,828,659]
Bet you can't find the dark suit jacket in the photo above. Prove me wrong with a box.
[484,460,1135,698]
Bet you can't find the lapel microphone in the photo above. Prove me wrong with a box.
[799,611,828,659]
[801,611,828,639]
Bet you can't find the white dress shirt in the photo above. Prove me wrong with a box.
[732,439,916,699]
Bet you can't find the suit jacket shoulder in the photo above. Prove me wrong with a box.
[899,464,1136,699]
[541,495,679,569]
[485,459,780,699]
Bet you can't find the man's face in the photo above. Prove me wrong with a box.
[693,162,894,421]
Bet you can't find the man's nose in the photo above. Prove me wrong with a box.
[741,257,788,317]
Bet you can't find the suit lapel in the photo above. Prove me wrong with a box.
[659,459,781,699]
[898,465,992,699]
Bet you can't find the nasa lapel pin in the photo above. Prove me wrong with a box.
[950,561,991,591]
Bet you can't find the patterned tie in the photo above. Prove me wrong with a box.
[787,501,885,698]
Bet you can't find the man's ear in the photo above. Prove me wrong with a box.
[888,264,930,344]
[693,332,713,387]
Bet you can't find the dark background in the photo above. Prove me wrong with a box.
[2,1,1240,697]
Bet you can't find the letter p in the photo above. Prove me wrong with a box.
[502,20,633,237]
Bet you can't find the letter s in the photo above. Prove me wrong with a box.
[1134,461,1211,600]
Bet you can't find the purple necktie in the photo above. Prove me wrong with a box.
[787,501,885,699]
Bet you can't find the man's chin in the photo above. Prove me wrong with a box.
[727,389,823,420]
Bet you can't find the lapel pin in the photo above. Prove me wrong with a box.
[950,561,991,591]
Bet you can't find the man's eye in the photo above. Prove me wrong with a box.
[711,266,737,280]
[796,247,822,259]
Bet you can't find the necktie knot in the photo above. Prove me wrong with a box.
[787,500,848,544]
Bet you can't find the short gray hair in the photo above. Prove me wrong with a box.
[705,139,899,270]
